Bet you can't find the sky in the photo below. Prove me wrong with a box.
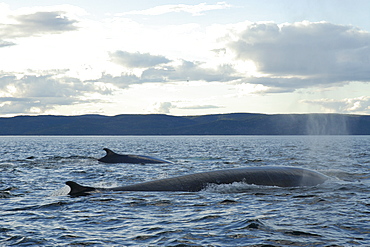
[0,0,370,117]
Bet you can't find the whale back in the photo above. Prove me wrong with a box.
[67,166,328,196]
[98,148,171,164]
[109,166,327,192]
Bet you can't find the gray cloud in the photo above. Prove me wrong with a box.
[110,51,171,68]
[0,40,16,47]
[0,97,39,114]
[97,59,240,88]
[0,11,78,38]
[6,75,93,98]
[179,105,222,110]
[228,21,370,90]
[0,74,104,114]
[0,96,76,114]
[94,73,141,88]
[141,60,240,82]
[243,76,348,93]
[105,22,370,93]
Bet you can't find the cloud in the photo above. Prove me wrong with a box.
[0,97,40,114]
[120,2,231,16]
[179,105,222,110]
[0,74,104,114]
[141,60,239,82]
[94,73,141,89]
[301,96,370,114]
[96,58,240,88]
[0,40,15,47]
[110,51,171,68]
[0,96,75,114]
[0,11,78,38]
[152,102,173,114]
[228,21,370,91]
[241,76,339,93]
[150,102,222,114]
[3,75,91,98]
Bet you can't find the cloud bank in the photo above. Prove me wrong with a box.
[96,51,240,88]
[228,21,370,91]
[98,21,370,96]
[0,11,78,38]
[110,51,171,68]
[0,40,15,47]
[0,74,101,114]
[1,2,369,116]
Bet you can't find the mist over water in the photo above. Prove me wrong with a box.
[305,114,349,135]
[0,135,369,246]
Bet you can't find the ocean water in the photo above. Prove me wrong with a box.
[0,135,369,246]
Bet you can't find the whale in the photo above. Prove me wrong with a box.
[98,148,172,164]
[66,166,328,196]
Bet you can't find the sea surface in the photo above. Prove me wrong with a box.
[0,135,369,246]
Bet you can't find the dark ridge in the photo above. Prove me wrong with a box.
[0,113,369,135]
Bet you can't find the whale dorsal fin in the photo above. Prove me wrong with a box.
[103,148,117,156]
[66,181,96,197]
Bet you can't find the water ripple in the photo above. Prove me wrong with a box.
[1,136,370,246]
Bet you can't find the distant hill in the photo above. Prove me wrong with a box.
[0,113,369,135]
